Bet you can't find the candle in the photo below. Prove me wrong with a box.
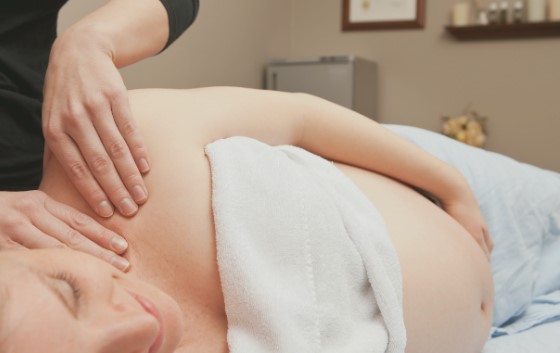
[550,0,560,20]
[453,2,471,26]
[527,0,546,22]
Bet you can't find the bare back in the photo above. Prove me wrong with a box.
[40,88,493,353]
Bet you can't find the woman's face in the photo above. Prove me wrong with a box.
[0,248,184,353]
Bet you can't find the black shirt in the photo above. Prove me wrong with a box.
[0,0,199,190]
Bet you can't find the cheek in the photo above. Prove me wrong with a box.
[12,308,84,353]
[93,313,160,353]
[158,293,185,351]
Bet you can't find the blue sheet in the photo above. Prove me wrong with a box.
[385,125,560,338]
[482,320,560,353]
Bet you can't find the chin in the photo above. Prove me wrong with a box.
[124,274,186,353]
[132,278,184,353]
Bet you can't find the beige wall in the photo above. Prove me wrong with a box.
[60,0,559,171]
[59,0,291,88]
[289,0,560,171]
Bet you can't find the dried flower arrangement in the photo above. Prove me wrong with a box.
[442,108,488,148]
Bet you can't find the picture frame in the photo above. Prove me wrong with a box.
[342,0,426,31]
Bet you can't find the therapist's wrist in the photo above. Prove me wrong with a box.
[53,22,116,65]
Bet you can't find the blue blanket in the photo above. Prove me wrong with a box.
[483,320,560,353]
[385,125,560,337]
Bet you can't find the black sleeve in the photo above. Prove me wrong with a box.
[159,0,199,50]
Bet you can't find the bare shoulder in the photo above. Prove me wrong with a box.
[126,87,245,146]
[127,86,270,121]
[127,88,214,144]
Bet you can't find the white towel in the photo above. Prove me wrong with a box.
[205,137,406,353]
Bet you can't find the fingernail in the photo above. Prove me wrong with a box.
[97,201,114,218]
[132,185,147,203]
[111,237,128,253]
[120,198,138,216]
[112,256,130,272]
[138,158,150,173]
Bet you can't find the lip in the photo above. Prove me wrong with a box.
[129,291,165,353]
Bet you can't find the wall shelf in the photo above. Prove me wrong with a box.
[445,21,560,40]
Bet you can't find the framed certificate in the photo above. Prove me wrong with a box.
[342,0,426,30]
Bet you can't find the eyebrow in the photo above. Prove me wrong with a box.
[30,270,77,319]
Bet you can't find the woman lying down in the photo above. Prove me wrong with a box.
[0,87,496,353]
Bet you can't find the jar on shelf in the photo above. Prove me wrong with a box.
[499,0,510,24]
[488,2,500,24]
[512,0,526,23]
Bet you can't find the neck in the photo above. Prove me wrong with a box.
[174,313,229,353]
[127,257,229,353]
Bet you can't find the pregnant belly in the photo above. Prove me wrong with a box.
[335,163,494,353]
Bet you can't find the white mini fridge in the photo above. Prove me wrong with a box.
[265,56,378,120]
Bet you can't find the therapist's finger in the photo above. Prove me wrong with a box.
[11,223,65,250]
[92,97,148,206]
[112,91,150,174]
[30,209,130,272]
[70,109,138,217]
[43,196,128,254]
[0,237,25,250]
[47,130,114,218]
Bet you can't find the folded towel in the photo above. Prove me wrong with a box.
[205,137,406,353]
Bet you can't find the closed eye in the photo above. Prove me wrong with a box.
[32,270,82,318]
[53,272,82,315]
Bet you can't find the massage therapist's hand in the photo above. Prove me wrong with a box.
[441,191,494,260]
[0,191,130,271]
[42,28,149,219]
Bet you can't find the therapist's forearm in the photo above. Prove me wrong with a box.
[296,93,470,204]
[58,0,169,68]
